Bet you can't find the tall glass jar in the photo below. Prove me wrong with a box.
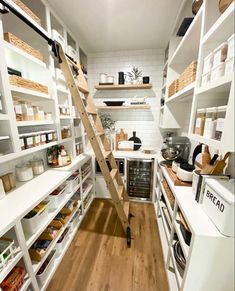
[214,105,227,140]
[15,163,33,182]
[30,158,44,175]
[13,98,23,121]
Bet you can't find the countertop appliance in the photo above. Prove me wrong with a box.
[95,158,125,176]
[161,136,191,161]
[127,158,154,200]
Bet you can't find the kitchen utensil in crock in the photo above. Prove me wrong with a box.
[210,152,230,174]
[201,145,211,169]
[128,131,142,151]
[192,0,203,15]
[201,152,219,174]
[118,72,126,84]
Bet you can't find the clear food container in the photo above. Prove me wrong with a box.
[225,56,235,74]
[46,130,54,143]
[13,98,23,121]
[39,131,47,145]
[214,105,227,141]
[227,34,235,59]
[203,107,217,139]
[15,163,33,182]
[19,134,25,150]
[24,133,34,149]
[194,108,206,136]
[213,42,228,67]
[33,132,40,147]
[211,62,225,81]
[33,106,40,120]
[21,101,34,121]
[201,72,211,86]
[203,52,213,74]
[30,158,45,175]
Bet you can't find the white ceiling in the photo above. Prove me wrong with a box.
[47,0,182,53]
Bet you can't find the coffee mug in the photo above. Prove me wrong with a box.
[143,76,150,84]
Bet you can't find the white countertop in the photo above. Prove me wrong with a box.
[112,150,159,159]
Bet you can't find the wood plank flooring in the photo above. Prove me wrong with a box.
[47,199,169,291]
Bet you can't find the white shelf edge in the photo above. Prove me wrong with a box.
[82,184,93,200]
[4,41,47,68]
[0,250,23,283]
[0,136,10,141]
[16,120,54,127]
[202,2,235,44]
[10,85,51,99]
[59,116,72,120]
[166,82,195,104]
[82,171,92,184]
[189,134,220,149]
[0,114,9,121]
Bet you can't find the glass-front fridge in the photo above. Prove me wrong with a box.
[127,158,154,200]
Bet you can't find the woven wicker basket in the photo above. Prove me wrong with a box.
[178,61,197,91]
[168,79,179,97]
[162,179,175,209]
[4,32,43,62]
[9,75,48,94]
[12,0,41,26]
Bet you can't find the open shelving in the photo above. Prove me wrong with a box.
[166,82,195,104]
[95,84,152,90]
[97,105,151,110]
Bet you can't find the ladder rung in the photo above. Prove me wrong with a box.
[66,57,79,69]
[123,201,130,219]
[87,110,97,115]
[110,169,118,180]
[77,85,89,94]
[117,185,124,199]
[104,151,111,159]
[96,132,105,136]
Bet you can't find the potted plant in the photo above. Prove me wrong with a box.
[99,113,116,150]
[128,66,142,84]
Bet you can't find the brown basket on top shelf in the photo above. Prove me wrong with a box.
[9,75,48,94]
[178,60,197,91]
[4,32,44,62]
[168,79,179,97]
[12,0,41,26]
[162,178,175,209]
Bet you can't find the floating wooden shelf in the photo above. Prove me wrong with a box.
[95,84,152,90]
[97,105,151,110]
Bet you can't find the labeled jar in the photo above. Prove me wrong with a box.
[21,101,34,121]
[194,108,206,136]
[39,131,47,145]
[46,130,54,143]
[214,105,227,140]
[38,106,45,120]
[52,130,57,141]
[32,132,40,147]
[44,112,52,121]
[30,158,44,175]
[61,127,71,139]
[24,133,34,149]
[15,163,33,182]
[13,98,23,121]
[203,107,217,139]
[19,134,25,150]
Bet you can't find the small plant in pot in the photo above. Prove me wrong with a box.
[99,113,116,150]
[128,66,142,84]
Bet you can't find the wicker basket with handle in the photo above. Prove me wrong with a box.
[12,0,41,25]
[9,75,48,94]
[4,32,44,62]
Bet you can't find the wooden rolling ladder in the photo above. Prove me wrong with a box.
[55,43,132,246]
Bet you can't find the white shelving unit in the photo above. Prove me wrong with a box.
[155,155,234,291]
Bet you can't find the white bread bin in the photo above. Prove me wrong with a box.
[202,179,234,237]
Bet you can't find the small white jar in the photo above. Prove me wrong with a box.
[16,163,33,182]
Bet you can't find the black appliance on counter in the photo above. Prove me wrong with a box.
[127,158,154,200]
[95,158,125,176]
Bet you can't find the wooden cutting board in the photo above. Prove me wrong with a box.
[116,128,128,151]
[164,164,192,187]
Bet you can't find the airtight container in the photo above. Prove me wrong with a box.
[225,56,235,74]
[194,108,206,136]
[227,34,235,59]
[214,105,227,141]
[211,62,225,81]
[203,107,217,139]
[213,42,228,67]
[201,72,211,86]
[203,52,213,74]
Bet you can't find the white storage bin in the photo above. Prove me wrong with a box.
[67,45,77,60]
[202,179,235,237]
[211,62,225,81]
[48,183,68,211]
[227,34,235,59]
[22,204,49,234]
[55,227,70,257]
[52,29,65,50]
[201,72,211,86]
[65,172,80,193]
[203,52,213,74]
[36,249,56,286]
[225,56,235,74]
[213,42,228,67]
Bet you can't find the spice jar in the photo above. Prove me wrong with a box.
[30,158,44,175]
[13,98,23,121]
[32,132,40,147]
[46,130,54,143]
[38,106,45,120]
[19,134,25,151]
[33,106,40,120]
[51,130,57,141]
[203,107,217,139]
[61,127,71,139]
[39,131,47,145]
[194,108,206,136]
[24,133,34,149]
[21,101,34,121]
[15,163,33,182]
[214,105,227,140]
[44,112,52,121]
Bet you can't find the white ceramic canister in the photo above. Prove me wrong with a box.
[107,76,114,84]
[99,73,107,84]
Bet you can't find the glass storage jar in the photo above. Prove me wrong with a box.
[46,130,54,143]
[44,112,52,121]
[32,132,40,147]
[61,127,71,139]
[214,105,227,140]
[15,163,33,182]
[24,133,34,149]
[19,134,25,150]
[21,101,34,121]
[38,106,45,120]
[33,106,40,120]
[203,107,217,139]
[194,108,206,136]
[13,98,23,121]
[30,158,45,175]
[39,131,47,145]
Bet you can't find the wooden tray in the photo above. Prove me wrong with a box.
[164,164,192,187]
[9,75,48,94]
[48,162,72,168]
[12,0,41,25]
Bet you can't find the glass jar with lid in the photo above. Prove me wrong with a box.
[203,107,217,139]
[21,101,34,121]
[39,131,47,145]
[33,106,40,120]
[214,105,227,140]
[15,162,33,182]
[32,132,40,147]
[24,133,34,149]
[30,158,44,175]
[44,112,52,121]
[194,108,206,136]
[13,98,23,121]
[19,134,25,151]
[38,106,45,120]
[46,130,54,143]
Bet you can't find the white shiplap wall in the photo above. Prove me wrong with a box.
[88,49,166,150]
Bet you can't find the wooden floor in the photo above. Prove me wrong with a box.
[47,199,169,291]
